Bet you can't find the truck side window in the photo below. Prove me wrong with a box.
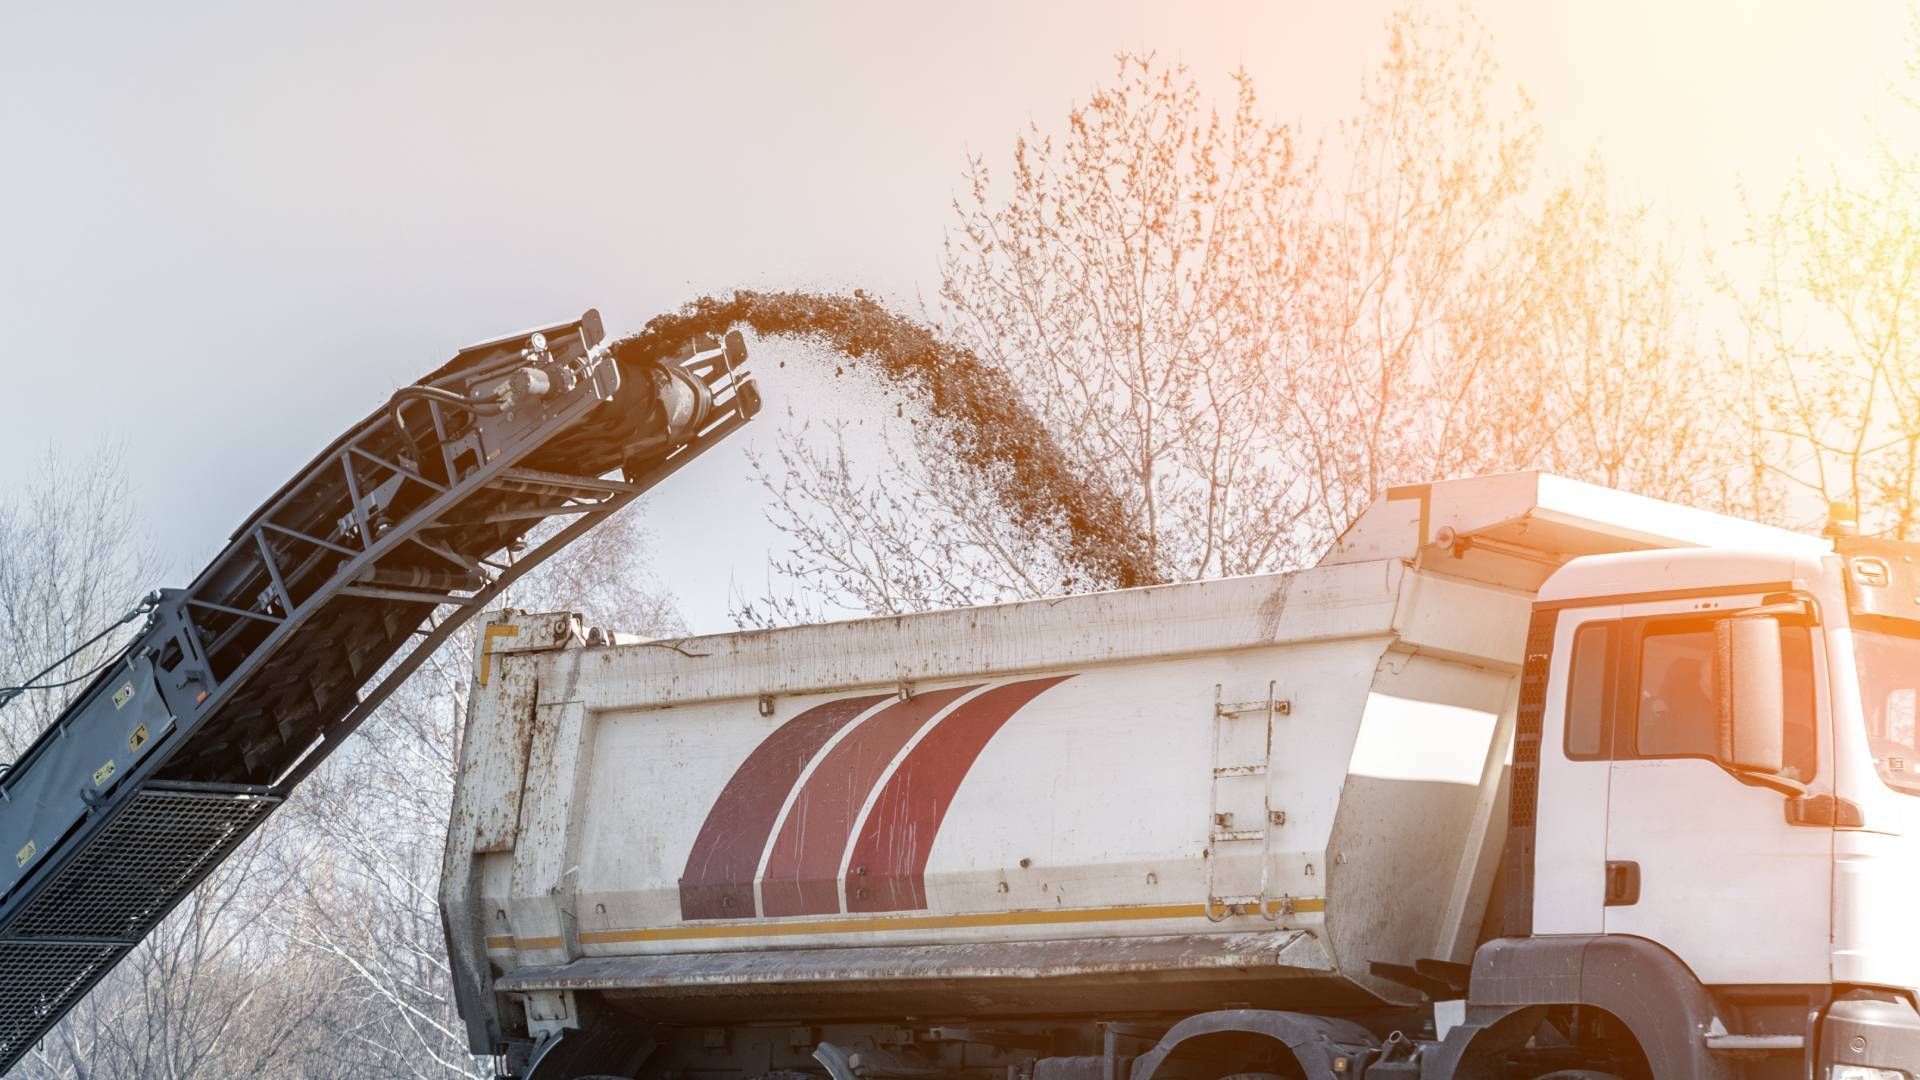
[1564,621,1614,759]
[1633,619,1817,779]
[1637,626,1719,758]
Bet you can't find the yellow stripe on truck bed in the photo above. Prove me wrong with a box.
[484,899,1327,952]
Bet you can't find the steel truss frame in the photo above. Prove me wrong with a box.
[0,309,755,1070]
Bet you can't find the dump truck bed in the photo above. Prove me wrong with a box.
[440,472,1824,1051]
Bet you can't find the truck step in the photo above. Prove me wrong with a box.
[1704,1033,1805,1053]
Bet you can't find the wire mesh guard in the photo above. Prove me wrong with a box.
[0,937,125,1060]
[0,786,278,1069]
[0,941,124,1065]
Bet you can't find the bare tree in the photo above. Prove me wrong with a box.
[1274,7,1540,538]
[737,418,1082,623]
[1717,154,1920,536]
[746,9,1749,621]
[0,447,161,760]
[741,51,1317,621]
[941,54,1315,582]
[1498,163,1757,513]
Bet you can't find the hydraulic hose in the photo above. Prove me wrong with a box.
[386,385,508,466]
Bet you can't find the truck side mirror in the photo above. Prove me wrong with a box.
[1718,616,1786,775]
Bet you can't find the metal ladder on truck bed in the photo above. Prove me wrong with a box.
[1204,681,1295,921]
[0,309,759,1071]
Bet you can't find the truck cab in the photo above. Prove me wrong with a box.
[1456,532,1920,1078]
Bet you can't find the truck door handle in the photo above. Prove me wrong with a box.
[1605,860,1640,907]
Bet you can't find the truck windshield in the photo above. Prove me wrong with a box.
[1851,625,1920,796]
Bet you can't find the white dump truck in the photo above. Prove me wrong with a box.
[441,472,1920,1080]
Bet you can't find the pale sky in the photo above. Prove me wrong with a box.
[4,2,1913,632]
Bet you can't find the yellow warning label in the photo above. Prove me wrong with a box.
[15,840,35,868]
[112,682,134,709]
[93,760,116,786]
[129,723,149,753]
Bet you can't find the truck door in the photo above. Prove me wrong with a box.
[1530,606,1620,936]
[1598,601,1831,985]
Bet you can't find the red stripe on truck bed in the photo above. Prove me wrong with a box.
[759,686,980,917]
[678,693,890,920]
[845,676,1073,912]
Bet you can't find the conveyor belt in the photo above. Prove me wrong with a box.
[0,309,757,1070]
